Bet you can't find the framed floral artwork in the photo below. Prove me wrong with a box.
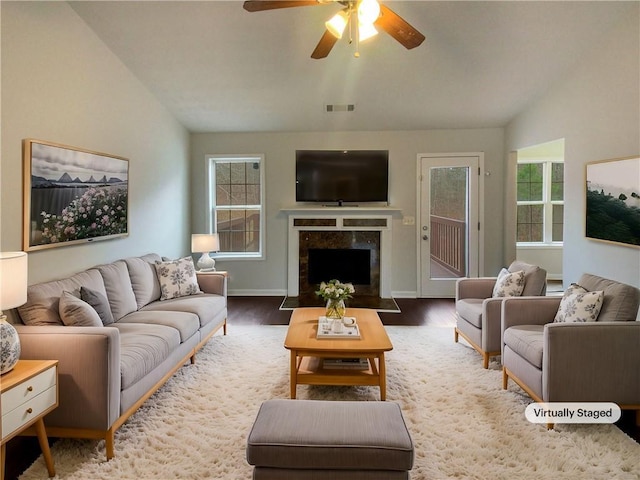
[23,139,129,251]
[585,155,640,248]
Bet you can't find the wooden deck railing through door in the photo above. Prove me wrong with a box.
[430,215,466,277]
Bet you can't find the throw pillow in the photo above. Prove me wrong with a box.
[492,268,525,298]
[58,291,103,327]
[81,287,115,325]
[554,283,604,323]
[154,256,202,301]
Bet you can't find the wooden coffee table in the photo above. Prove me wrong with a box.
[284,307,393,400]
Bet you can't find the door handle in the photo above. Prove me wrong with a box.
[422,235,429,241]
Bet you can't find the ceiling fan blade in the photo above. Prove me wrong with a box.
[375,4,425,50]
[311,30,339,59]
[243,1,320,12]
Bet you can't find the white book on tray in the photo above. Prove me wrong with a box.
[317,316,360,339]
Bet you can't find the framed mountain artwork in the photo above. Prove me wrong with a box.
[23,139,129,251]
[585,155,640,248]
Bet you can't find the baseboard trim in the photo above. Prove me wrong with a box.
[391,291,417,298]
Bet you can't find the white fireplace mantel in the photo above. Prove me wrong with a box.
[283,206,401,298]
[281,206,402,216]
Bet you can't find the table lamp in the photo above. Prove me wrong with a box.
[191,234,220,271]
[0,251,28,374]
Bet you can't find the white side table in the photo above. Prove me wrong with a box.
[1,360,58,480]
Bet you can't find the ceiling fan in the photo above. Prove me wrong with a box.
[243,0,425,59]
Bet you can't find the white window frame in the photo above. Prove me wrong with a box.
[516,158,564,246]
[206,154,265,260]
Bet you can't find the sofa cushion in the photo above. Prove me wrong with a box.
[58,291,103,327]
[492,268,525,298]
[97,260,138,321]
[80,286,115,325]
[154,257,202,300]
[111,323,181,390]
[553,283,604,323]
[455,299,483,328]
[503,325,544,368]
[577,273,640,322]
[509,261,547,296]
[117,310,200,343]
[18,269,107,326]
[141,294,226,328]
[124,254,162,309]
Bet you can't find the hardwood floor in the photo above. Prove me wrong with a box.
[227,296,456,327]
[4,297,637,479]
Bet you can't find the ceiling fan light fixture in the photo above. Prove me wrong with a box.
[358,0,380,25]
[242,0,424,59]
[358,21,378,42]
[325,10,348,39]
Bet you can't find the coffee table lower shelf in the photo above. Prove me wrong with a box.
[290,354,386,400]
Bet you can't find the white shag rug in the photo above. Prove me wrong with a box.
[20,325,640,480]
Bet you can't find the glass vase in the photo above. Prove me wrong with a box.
[325,298,346,321]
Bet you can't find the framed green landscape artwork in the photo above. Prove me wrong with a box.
[23,139,129,251]
[585,155,640,248]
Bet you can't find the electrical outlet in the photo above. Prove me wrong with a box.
[402,216,415,226]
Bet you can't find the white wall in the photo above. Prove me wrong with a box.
[505,8,640,288]
[1,2,190,284]
[516,246,562,280]
[191,129,504,296]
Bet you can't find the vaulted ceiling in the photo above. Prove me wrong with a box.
[69,1,635,133]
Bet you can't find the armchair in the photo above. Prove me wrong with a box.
[455,261,547,368]
[501,273,640,425]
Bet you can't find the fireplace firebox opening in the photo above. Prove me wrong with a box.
[308,248,371,285]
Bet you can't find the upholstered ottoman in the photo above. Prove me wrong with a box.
[246,399,414,480]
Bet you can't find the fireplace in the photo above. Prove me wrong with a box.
[284,206,399,301]
[299,231,380,297]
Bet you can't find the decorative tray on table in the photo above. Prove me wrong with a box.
[316,316,361,339]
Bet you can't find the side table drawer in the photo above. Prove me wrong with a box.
[1,360,59,479]
[1,365,56,410]
[1,385,57,441]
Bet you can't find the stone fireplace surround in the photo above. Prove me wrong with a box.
[300,230,381,298]
[283,207,401,302]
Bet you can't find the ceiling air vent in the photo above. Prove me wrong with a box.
[325,104,355,113]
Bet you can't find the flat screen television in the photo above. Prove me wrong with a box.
[295,150,389,204]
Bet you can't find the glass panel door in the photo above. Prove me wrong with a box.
[419,154,480,297]
[429,166,469,278]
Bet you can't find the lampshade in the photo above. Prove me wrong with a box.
[191,234,220,253]
[358,0,380,25]
[0,251,28,310]
[326,10,348,39]
[358,22,378,42]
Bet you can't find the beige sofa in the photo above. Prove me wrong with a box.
[12,253,227,459]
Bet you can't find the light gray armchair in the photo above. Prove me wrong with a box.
[501,273,640,426]
[455,261,547,368]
